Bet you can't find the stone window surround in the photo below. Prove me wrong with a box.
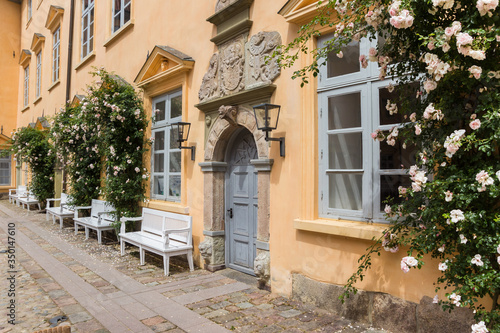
[199,105,272,288]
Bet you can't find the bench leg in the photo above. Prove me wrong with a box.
[120,239,125,256]
[59,216,64,230]
[139,247,145,265]
[46,211,49,220]
[97,230,102,244]
[27,203,30,211]
[163,255,170,276]
[187,250,194,272]
[37,203,41,210]
[74,223,78,235]
[85,227,90,240]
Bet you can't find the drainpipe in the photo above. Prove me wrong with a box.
[65,0,75,103]
[62,0,75,192]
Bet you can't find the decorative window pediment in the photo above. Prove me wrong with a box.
[134,45,194,89]
[19,49,32,67]
[278,0,326,25]
[31,33,45,53]
[35,117,50,130]
[71,94,85,107]
[45,5,64,32]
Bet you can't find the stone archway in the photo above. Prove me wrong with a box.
[199,105,273,288]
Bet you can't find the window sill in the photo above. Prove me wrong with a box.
[74,51,96,71]
[104,20,134,48]
[48,80,60,92]
[294,218,387,241]
[33,96,42,105]
[21,105,30,113]
[144,200,189,215]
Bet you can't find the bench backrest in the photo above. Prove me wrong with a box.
[90,199,115,221]
[60,193,75,210]
[17,185,27,196]
[141,208,192,246]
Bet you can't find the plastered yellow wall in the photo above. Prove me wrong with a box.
[0,0,21,192]
[13,0,442,305]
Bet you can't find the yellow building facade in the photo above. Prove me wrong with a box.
[4,0,471,330]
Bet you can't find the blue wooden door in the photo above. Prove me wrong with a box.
[226,130,258,275]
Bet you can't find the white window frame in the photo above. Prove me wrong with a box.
[112,0,131,33]
[52,27,60,83]
[81,0,95,59]
[27,0,32,21]
[23,66,29,107]
[151,90,183,202]
[318,35,413,222]
[36,51,42,98]
[0,153,11,186]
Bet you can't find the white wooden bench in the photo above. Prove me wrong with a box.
[73,199,116,244]
[18,191,41,211]
[119,208,194,276]
[9,185,27,205]
[46,193,75,229]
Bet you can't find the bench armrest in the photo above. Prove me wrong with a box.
[97,210,116,224]
[46,198,61,209]
[73,206,92,219]
[9,189,16,195]
[119,216,142,234]
[164,227,191,234]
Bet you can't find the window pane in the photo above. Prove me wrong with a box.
[327,40,360,78]
[379,86,402,125]
[169,152,181,172]
[328,173,363,210]
[153,176,164,195]
[169,127,179,149]
[171,95,182,119]
[154,153,164,172]
[380,175,411,210]
[328,93,361,129]
[154,131,164,150]
[114,0,121,14]
[124,3,131,23]
[169,175,181,198]
[328,133,362,169]
[154,100,165,121]
[380,141,416,169]
[113,15,121,32]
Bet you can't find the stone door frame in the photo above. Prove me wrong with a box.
[199,105,272,288]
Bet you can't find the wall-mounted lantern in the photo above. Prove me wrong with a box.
[171,122,195,161]
[253,103,285,157]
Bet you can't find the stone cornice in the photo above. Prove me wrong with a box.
[195,84,276,114]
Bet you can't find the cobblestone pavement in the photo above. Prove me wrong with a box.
[0,200,390,333]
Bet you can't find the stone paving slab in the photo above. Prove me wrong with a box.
[0,200,392,332]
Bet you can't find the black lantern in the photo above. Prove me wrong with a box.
[171,122,195,161]
[253,103,285,157]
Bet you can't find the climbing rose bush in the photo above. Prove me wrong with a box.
[275,0,499,330]
[52,68,150,222]
[7,127,55,204]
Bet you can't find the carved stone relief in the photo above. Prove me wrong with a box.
[220,39,246,96]
[198,53,220,102]
[218,105,238,127]
[247,31,281,87]
[254,251,271,289]
[215,0,238,12]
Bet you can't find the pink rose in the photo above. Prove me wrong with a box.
[469,119,481,130]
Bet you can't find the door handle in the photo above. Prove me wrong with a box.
[227,208,233,218]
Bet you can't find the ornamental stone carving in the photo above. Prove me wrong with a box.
[215,0,237,12]
[220,40,245,96]
[247,31,281,86]
[218,105,239,127]
[198,53,220,102]
[254,251,271,289]
[199,239,212,265]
